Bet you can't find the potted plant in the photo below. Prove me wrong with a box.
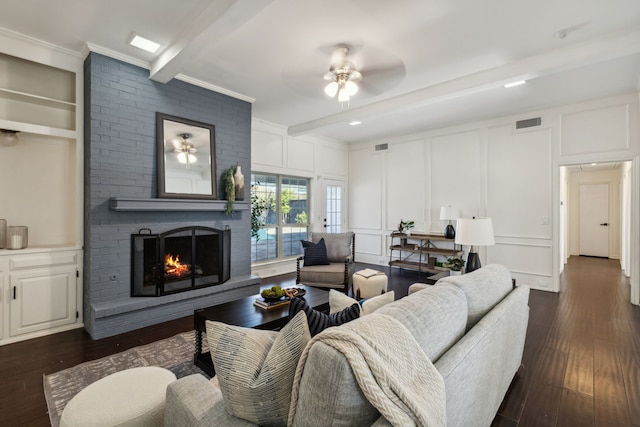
[444,257,465,275]
[225,166,235,214]
[394,219,415,246]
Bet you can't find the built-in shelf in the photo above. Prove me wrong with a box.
[109,197,250,212]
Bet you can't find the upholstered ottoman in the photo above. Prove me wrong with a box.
[60,366,177,427]
[353,268,388,299]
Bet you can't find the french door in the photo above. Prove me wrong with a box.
[322,179,345,233]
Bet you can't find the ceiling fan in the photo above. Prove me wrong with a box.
[323,46,363,107]
[175,133,197,168]
[281,43,406,106]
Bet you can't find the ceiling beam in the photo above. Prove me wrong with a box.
[288,24,640,137]
[150,0,273,83]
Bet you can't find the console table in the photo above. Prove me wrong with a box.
[389,232,463,274]
[193,285,330,376]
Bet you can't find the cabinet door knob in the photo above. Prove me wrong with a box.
[13,286,16,300]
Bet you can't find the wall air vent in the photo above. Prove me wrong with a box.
[515,117,542,129]
[374,143,388,151]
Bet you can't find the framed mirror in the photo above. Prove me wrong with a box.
[157,113,217,199]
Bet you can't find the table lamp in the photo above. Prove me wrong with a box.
[455,217,495,273]
[439,206,460,239]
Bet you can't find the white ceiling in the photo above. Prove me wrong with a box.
[1,0,639,144]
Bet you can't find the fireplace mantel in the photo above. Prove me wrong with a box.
[109,198,250,212]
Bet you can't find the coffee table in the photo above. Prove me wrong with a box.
[193,285,330,376]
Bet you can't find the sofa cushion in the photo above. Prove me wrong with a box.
[301,238,330,266]
[205,311,310,425]
[375,283,467,362]
[289,296,360,336]
[329,289,395,315]
[436,264,513,330]
[310,231,353,262]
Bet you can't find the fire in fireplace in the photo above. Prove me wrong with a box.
[131,226,230,297]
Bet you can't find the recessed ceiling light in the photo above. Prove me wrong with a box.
[504,80,526,88]
[129,33,161,53]
[349,121,362,126]
[591,163,597,166]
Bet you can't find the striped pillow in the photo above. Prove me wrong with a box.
[206,311,311,425]
[301,238,330,266]
[289,296,360,336]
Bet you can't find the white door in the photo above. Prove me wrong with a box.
[579,184,609,257]
[322,180,345,233]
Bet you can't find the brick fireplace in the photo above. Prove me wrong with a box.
[83,53,259,339]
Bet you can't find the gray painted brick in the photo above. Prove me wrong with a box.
[84,52,256,339]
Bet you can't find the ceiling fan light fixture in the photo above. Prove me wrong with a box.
[337,86,350,103]
[175,133,197,168]
[323,46,363,109]
[324,81,339,97]
[344,80,358,96]
[177,152,197,164]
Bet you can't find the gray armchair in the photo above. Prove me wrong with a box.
[296,232,355,293]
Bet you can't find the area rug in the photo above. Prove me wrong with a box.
[43,330,209,427]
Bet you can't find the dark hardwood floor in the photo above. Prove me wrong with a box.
[1,257,638,426]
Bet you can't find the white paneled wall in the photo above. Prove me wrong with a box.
[429,130,482,230]
[349,91,640,294]
[386,140,425,231]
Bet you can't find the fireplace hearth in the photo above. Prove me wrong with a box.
[131,226,231,297]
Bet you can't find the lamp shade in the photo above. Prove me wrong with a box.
[439,206,459,221]
[454,218,495,246]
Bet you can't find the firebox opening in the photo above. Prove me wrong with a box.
[131,226,230,297]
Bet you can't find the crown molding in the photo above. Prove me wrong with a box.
[83,43,254,104]
[83,42,150,69]
[174,74,255,103]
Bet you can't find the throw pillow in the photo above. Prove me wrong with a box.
[206,311,311,425]
[289,296,359,336]
[329,289,395,316]
[301,238,330,266]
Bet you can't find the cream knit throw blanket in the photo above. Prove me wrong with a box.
[288,314,446,427]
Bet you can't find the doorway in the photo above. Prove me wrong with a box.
[322,179,345,233]
[560,162,633,296]
[578,184,609,257]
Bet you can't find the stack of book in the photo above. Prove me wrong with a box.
[254,298,291,310]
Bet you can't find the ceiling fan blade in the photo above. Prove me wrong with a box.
[358,63,406,96]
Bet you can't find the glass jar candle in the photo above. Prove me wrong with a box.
[7,226,28,249]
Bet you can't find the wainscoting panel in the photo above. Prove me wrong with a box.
[487,126,552,239]
[385,139,425,231]
[320,143,348,176]
[488,240,553,290]
[560,103,629,156]
[287,137,315,172]
[252,129,284,168]
[429,130,481,219]
[349,148,383,230]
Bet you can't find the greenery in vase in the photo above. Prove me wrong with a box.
[397,219,415,234]
[225,166,235,214]
[444,257,465,271]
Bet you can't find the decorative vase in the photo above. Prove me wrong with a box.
[0,219,5,249]
[234,165,245,201]
[450,270,462,276]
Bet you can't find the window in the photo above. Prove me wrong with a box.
[251,173,309,262]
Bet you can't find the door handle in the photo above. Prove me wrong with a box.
[600,222,609,226]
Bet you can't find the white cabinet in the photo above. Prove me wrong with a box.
[0,34,83,345]
[10,266,77,336]
[0,248,82,344]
